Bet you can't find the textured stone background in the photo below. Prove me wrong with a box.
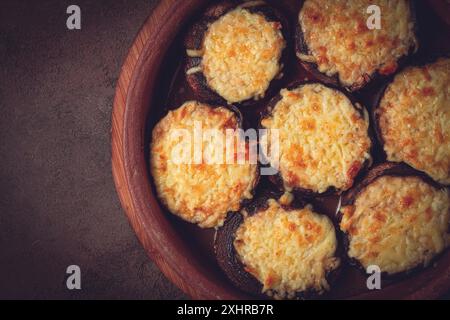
[0,0,186,299]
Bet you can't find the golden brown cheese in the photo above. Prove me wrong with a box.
[299,0,417,88]
[201,6,285,103]
[150,101,258,228]
[261,84,371,193]
[340,176,450,274]
[377,58,450,185]
[234,199,340,299]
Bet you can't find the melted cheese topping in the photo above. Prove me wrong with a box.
[150,101,258,228]
[234,199,340,299]
[377,58,450,185]
[261,84,371,193]
[340,176,450,274]
[299,0,417,88]
[201,6,285,103]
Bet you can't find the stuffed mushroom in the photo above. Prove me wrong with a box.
[340,163,450,276]
[150,101,259,228]
[215,196,341,299]
[185,0,288,105]
[374,58,450,186]
[260,82,372,196]
[296,0,418,91]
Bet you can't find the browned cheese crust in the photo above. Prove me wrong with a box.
[376,58,450,185]
[297,0,418,90]
[150,101,258,228]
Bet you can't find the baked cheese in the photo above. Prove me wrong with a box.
[200,6,285,103]
[150,101,258,228]
[234,199,340,299]
[299,0,417,88]
[261,84,372,193]
[377,58,450,185]
[340,175,450,274]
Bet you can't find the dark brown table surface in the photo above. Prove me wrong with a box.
[0,0,186,299]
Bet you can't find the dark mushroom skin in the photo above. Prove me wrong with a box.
[295,0,419,92]
[215,194,342,299]
[260,80,375,199]
[214,209,266,299]
[184,0,290,106]
[338,162,449,280]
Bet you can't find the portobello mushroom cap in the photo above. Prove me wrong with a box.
[260,81,373,198]
[373,57,450,186]
[184,0,289,106]
[150,101,259,228]
[339,162,450,276]
[215,195,341,299]
[295,0,418,91]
